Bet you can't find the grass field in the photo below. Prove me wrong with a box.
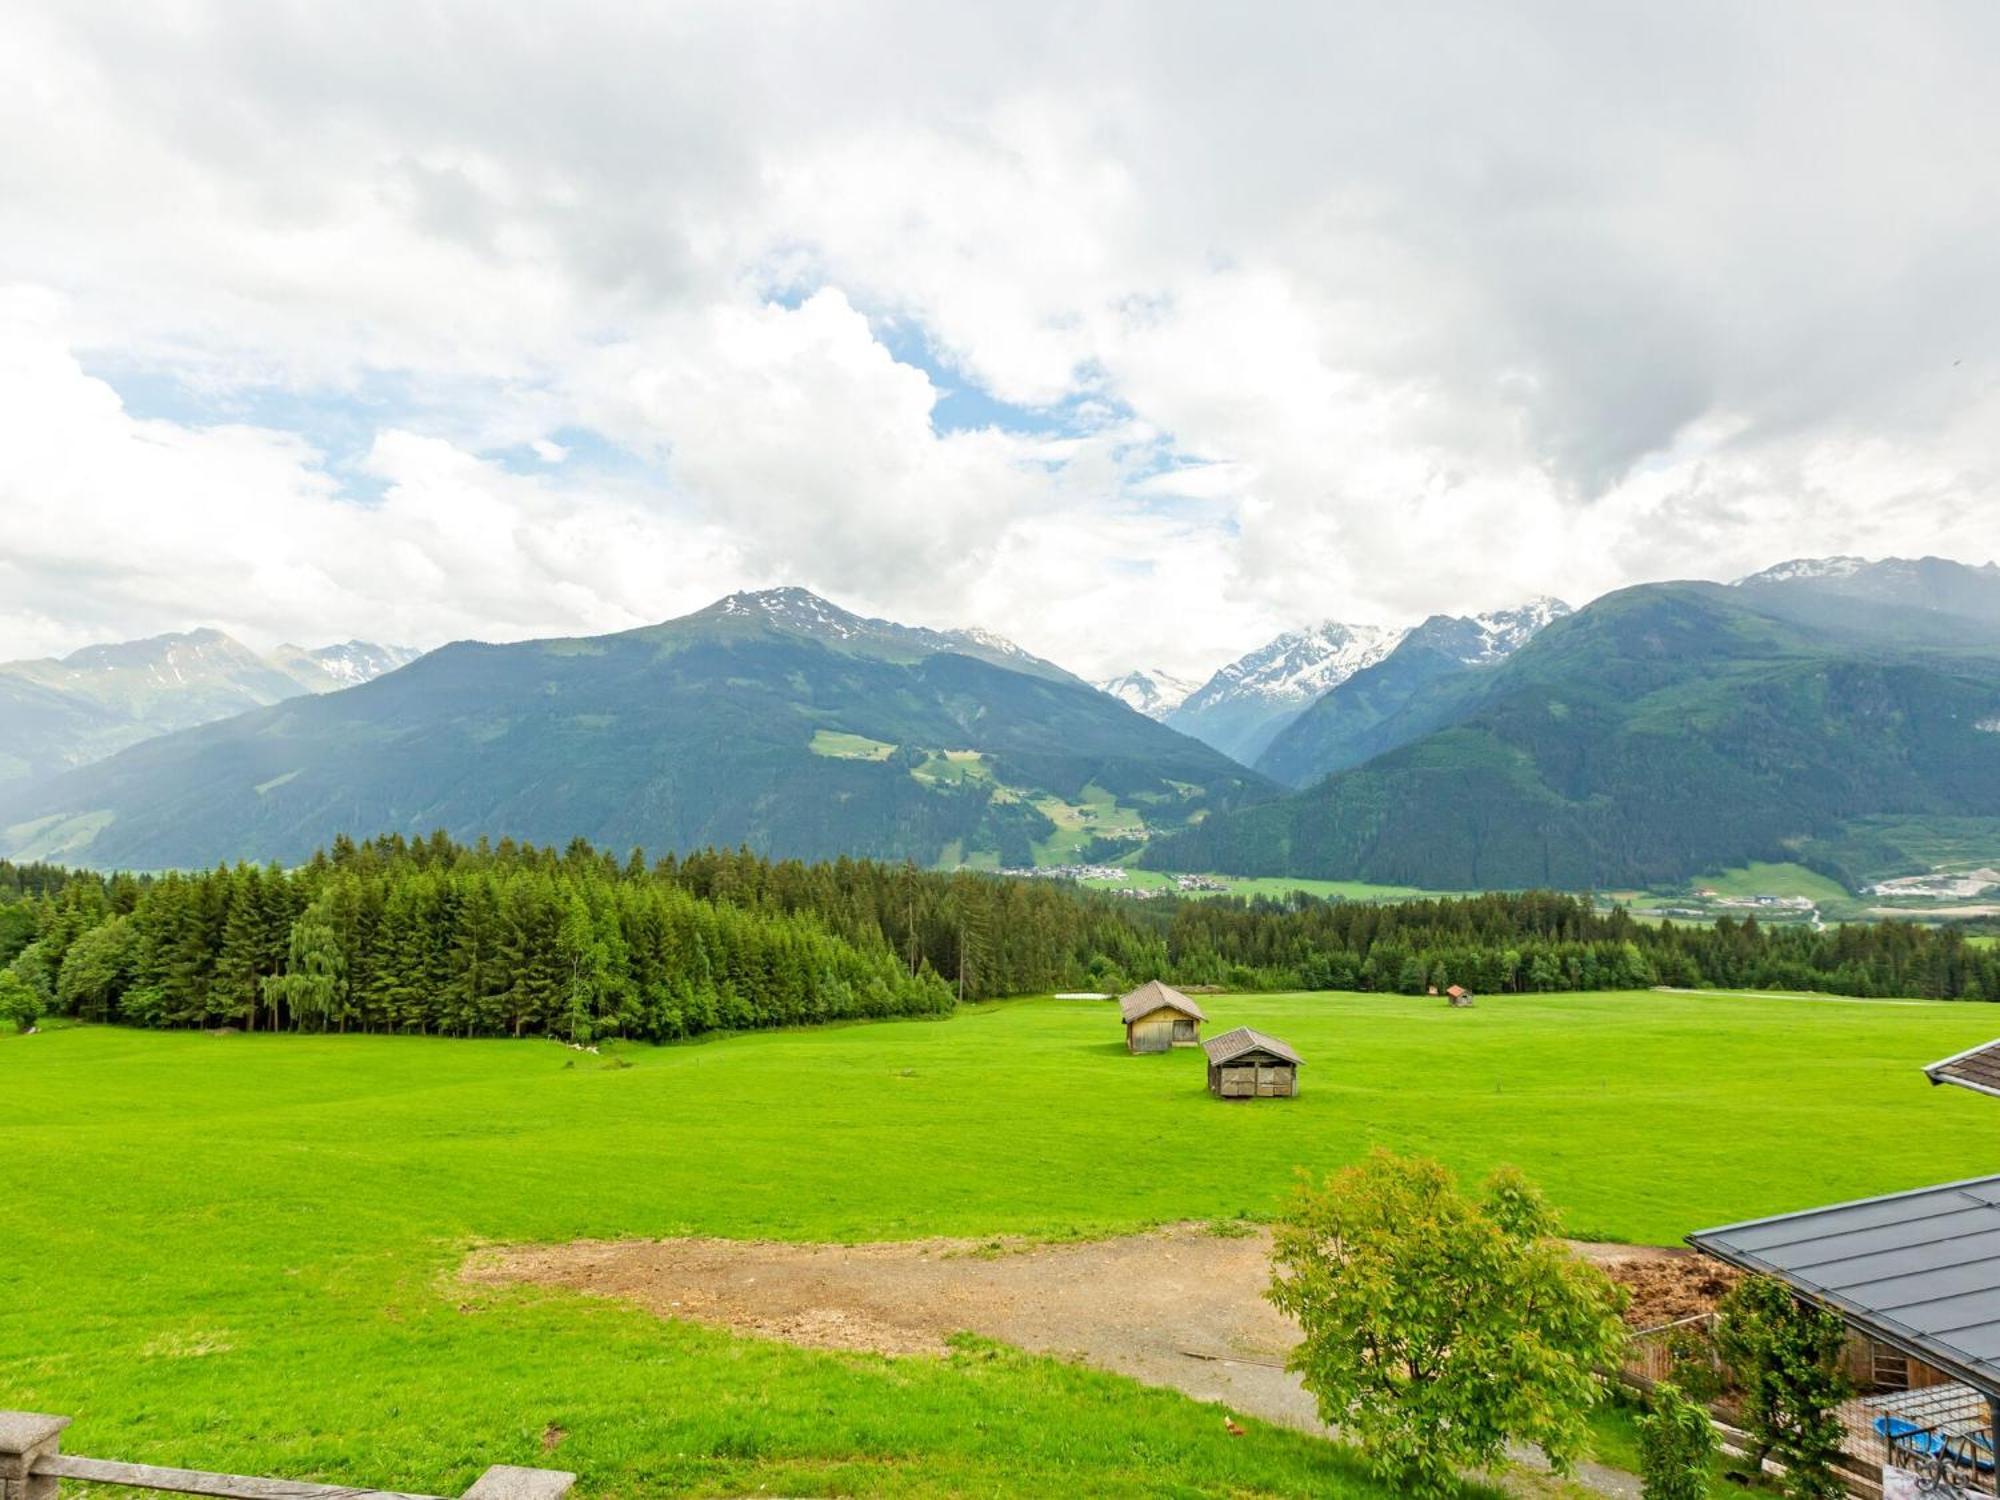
[1686,861,1850,904]
[7,991,2000,1498]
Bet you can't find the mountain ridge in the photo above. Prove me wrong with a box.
[1255,598,1573,786]
[1143,575,2000,889]
[0,589,1269,870]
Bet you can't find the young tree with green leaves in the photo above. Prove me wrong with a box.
[0,969,44,1033]
[262,906,346,1033]
[1638,1382,1718,1500]
[1268,1149,1628,1498]
[1716,1275,1850,1499]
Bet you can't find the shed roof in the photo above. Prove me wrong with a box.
[1118,980,1207,1024]
[1925,1038,2000,1099]
[1687,1174,2000,1397]
[1202,1025,1303,1067]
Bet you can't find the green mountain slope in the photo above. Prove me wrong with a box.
[0,589,1270,869]
[1144,583,2000,889]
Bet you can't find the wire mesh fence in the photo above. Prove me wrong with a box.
[1848,1380,1997,1497]
[1618,1319,2000,1497]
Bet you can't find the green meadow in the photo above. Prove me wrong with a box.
[7,991,2000,1498]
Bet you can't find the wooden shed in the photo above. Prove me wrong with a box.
[1203,1026,1303,1098]
[1446,984,1474,1008]
[1119,980,1208,1054]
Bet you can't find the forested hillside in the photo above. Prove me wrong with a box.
[5,837,1998,1044]
[0,590,1267,871]
[1149,582,2000,889]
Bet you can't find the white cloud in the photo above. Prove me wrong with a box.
[1,1,1998,681]
[0,290,743,658]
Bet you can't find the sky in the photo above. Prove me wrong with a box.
[3,2,1998,683]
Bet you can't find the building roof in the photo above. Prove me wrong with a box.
[1446,985,1469,998]
[1201,1025,1303,1067]
[1925,1038,2000,1099]
[1118,980,1207,1024]
[1687,1174,2000,1397]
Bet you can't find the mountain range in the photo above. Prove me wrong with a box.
[1144,559,2000,890]
[6,558,1999,893]
[1255,599,1572,787]
[0,630,420,788]
[0,589,1266,870]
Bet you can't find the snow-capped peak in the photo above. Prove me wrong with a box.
[1095,668,1202,719]
[718,586,867,639]
[1733,557,1870,586]
[1180,620,1409,713]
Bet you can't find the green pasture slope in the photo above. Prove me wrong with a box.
[7,991,2000,1498]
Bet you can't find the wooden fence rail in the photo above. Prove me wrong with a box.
[0,1414,575,1500]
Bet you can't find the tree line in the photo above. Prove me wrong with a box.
[2,834,1997,1042]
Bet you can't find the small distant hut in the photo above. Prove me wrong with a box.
[1446,984,1475,1008]
[1203,1026,1303,1098]
[1119,980,1208,1054]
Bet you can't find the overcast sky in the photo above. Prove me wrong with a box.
[3,2,1998,680]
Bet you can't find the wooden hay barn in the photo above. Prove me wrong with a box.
[1204,1026,1303,1098]
[1119,980,1207,1054]
[1446,984,1474,1007]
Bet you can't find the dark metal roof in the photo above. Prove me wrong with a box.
[1926,1038,2000,1099]
[1201,1026,1303,1067]
[1688,1174,2000,1397]
[1118,980,1207,1025]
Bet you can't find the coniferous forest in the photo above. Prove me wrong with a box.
[2,833,1997,1040]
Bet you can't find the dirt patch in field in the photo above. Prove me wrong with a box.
[470,1224,1303,1413]
[1607,1253,1740,1328]
[468,1226,1684,1448]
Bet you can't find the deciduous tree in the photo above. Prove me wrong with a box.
[1269,1149,1628,1498]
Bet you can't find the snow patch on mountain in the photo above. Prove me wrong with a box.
[945,626,1038,662]
[722,586,867,639]
[1095,668,1202,719]
[706,587,1077,684]
[1461,597,1572,662]
[272,640,423,691]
